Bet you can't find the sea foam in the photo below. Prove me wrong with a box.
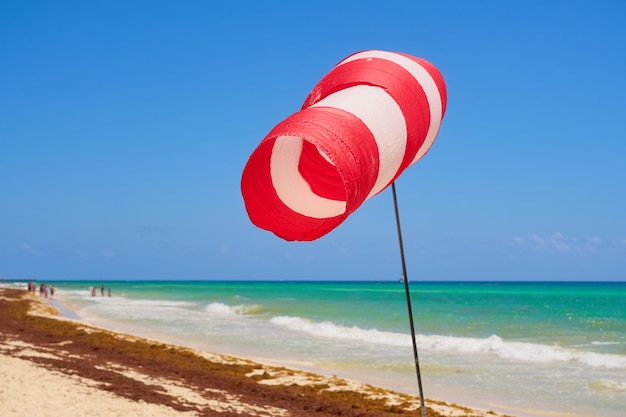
[270,315,626,369]
[204,302,265,316]
[589,379,626,393]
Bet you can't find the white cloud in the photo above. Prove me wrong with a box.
[530,234,545,248]
[21,243,43,256]
[512,236,524,247]
[514,232,615,255]
[550,232,571,252]
[587,236,602,244]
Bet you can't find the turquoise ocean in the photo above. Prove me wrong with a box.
[17,280,626,417]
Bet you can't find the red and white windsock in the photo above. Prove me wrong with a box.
[241,50,447,241]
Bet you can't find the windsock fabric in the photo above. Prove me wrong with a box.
[241,50,447,241]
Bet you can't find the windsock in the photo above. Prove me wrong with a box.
[241,50,447,241]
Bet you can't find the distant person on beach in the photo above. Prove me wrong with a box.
[91,287,96,297]
[108,288,111,297]
[49,285,55,297]
[101,285,105,296]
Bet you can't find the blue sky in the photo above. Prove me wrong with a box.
[1,1,625,281]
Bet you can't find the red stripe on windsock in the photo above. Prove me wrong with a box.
[401,54,448,116]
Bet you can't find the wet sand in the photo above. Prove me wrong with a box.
[0,288,513,417]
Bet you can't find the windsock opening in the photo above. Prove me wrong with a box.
[241,106,379,241]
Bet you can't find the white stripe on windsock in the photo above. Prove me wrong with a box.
[339,50,444,164]
[271,135,347,219]
[310,85,407,198]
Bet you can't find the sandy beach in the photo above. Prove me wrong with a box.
[0,287,514,417]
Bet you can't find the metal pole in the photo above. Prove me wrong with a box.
[391,182,427,417]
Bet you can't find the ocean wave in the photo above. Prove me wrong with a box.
[204,302,265,316]
[270,316,408,345]
[66,289,195,308]
[418,334,626,369]
[269,316,626,369]
[589,379,626,393]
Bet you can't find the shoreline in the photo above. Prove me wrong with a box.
[0,287,514,417]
